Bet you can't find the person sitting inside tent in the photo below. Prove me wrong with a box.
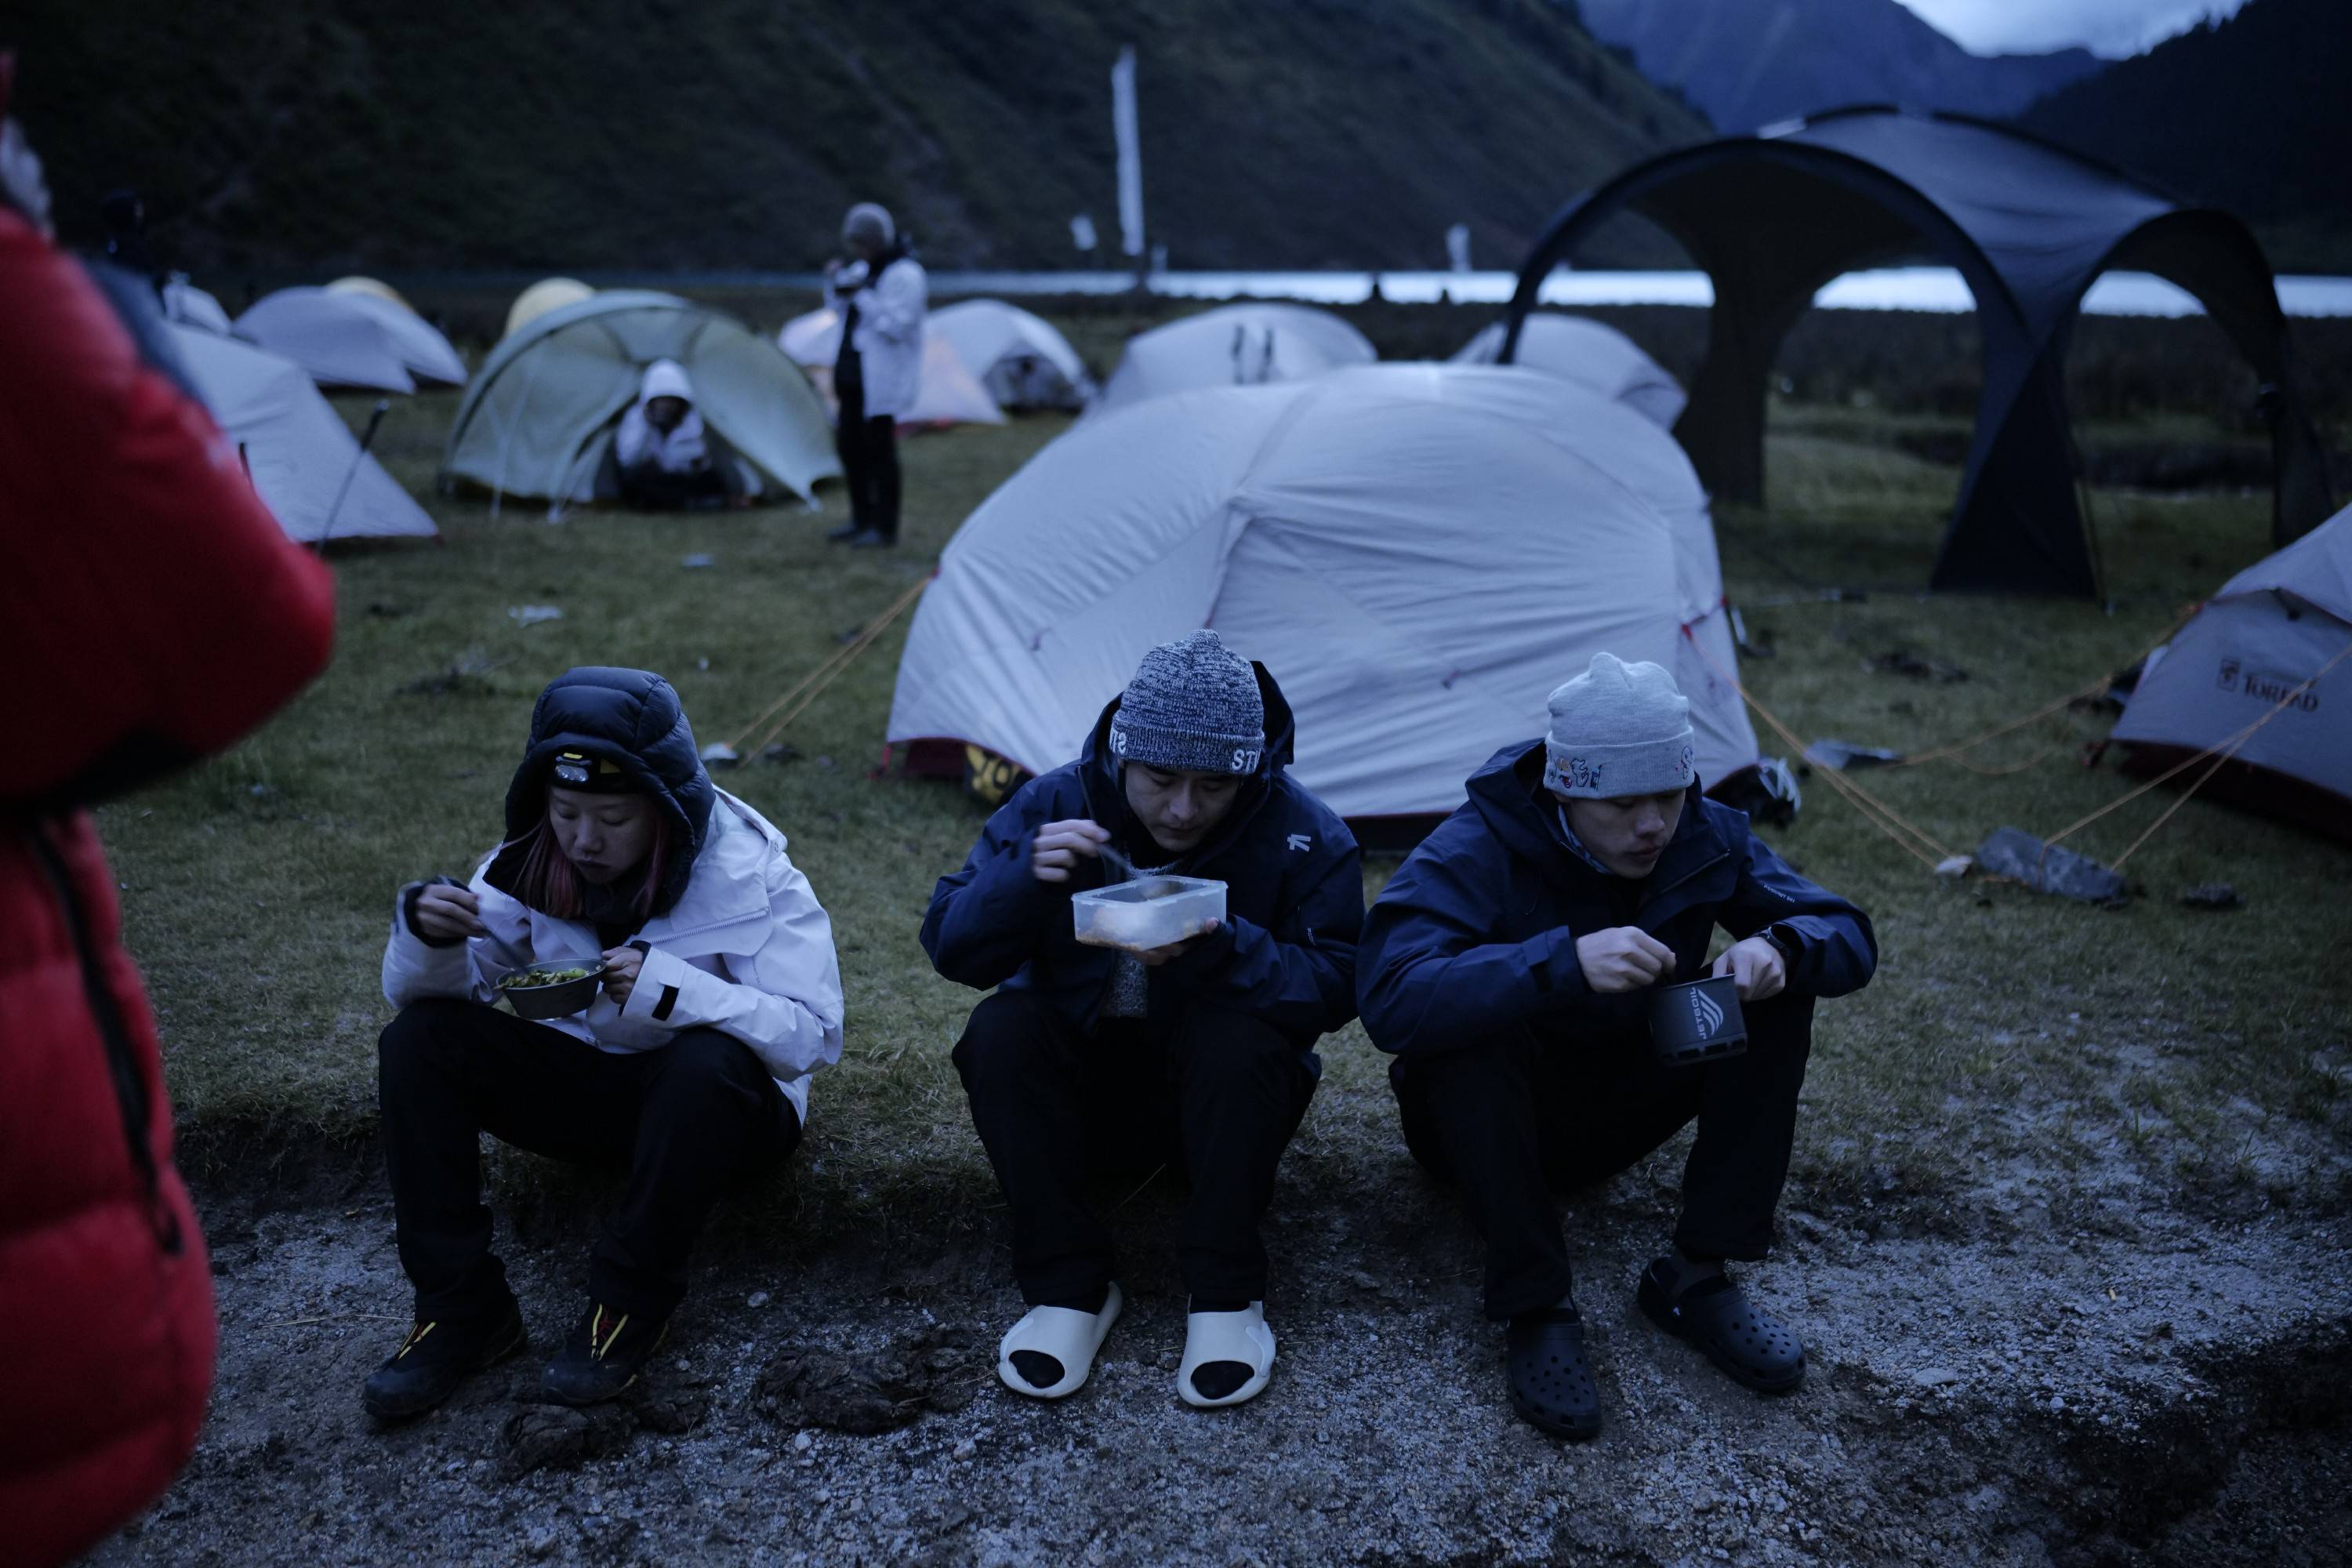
[1357,653,1877,1441]
[921,630,1363,1410]
[366,666,843,1419]
[613,358,740,510]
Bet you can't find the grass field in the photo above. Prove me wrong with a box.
[96,313,2351,1254]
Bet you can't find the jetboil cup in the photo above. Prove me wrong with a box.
[1647,971,1748,1065]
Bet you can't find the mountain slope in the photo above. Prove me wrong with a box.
[7,0,1704,272]
[2023,0,2349,270]
[1575,0,2101,132]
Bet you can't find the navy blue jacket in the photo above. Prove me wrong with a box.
[1359,741,1876,1057]
[921,666,1363,1041]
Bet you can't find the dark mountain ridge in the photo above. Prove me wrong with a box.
[2023,0,2350,272]
[6,0,1706,274]
[1573,0,2102,132]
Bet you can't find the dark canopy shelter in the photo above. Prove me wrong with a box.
[1503,107,2334,597]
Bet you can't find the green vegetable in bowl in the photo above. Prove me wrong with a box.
[502,966,593,989]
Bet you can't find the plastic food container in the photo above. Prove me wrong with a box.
[1646,971,1748,1066]
[1072,876,1227,953]
[494,960,608,1020]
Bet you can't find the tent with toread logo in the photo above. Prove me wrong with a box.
[2110,503,2352,842]
[886,362,1762,839]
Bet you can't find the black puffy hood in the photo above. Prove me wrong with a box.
[488,666,715,916]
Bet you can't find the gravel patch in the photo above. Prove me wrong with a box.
[86,1150,2351,1567]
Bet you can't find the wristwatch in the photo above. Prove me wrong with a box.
[1760,924,1801,965]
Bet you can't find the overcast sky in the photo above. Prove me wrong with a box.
[1893,0,2249,57]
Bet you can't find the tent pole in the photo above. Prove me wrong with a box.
[317,398,390,553]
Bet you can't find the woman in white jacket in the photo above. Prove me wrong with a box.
[822,200,925,548]
[365,666,843,1419]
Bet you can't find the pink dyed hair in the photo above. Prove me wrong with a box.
[506,797,673,924]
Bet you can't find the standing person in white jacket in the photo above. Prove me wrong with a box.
[365,666,844,1419]
[822,201,924,548]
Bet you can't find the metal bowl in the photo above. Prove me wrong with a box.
[494,960,608,1021]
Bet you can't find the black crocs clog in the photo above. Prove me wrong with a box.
[1636,1260,1806,1392]
[1505,1304,1603,1440]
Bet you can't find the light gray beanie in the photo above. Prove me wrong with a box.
[1110,630,1267,776]
[842,201,895,249]
[1544,652,1696,798]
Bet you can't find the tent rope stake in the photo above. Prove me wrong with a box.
[728,573,931,756]
[1684,624,2352,880]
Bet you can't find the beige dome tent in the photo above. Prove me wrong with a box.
[776,307,1005,427]
[325,275,414,310]
[1452,312,1686,430]
[889,363,1758,829]
[445,290,839,506]
[504,277,594,341]
[1089,303,1375,419]
[169,324,437,544]
[238,286,466,392]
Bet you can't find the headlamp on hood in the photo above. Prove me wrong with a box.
[550,750,630,791]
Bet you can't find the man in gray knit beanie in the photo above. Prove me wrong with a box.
[924,628,1364,1414]
[1358,650,1878,1443]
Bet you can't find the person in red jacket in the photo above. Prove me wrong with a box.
[0,54,338,1568]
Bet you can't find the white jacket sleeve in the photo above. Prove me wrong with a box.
[381,880,494,1008]
[858,260,926,346]
[618,852,845,1083]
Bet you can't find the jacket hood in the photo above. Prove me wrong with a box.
[1080,658,1297,862]
[490,666,715,915]
[1465,739,1712,874]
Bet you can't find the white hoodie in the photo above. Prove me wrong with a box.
[823,253,927,419]
[614,358,710,475]
[380,790,844,1123]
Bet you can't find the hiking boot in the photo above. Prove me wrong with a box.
[361,1296,528,1420]
[539,1301,670,1406]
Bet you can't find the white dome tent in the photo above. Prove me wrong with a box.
[2110,503,2352,841]
[888,363,1758,829]
[1453,312,1687,430]
[1087,303,1376,419]
[928,298,1094,410]
[445,291,839,506]
[168,324,437,544]
[776,307,1005,428]
[160,276,233,335]
[236,285,466,392]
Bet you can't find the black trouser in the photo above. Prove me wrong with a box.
[951,988,1319,1305]
[378,997,798,1323]
[618,460,734,511]
[1391,992,1815,1320]
[833,373,900,539]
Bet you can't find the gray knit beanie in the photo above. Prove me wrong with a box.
[1544,652,1696,798]
[1110,630,1267,775]
[842,201,895,249]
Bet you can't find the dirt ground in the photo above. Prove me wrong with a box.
[89,1129,2352,1568]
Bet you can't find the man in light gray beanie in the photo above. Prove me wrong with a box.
[923,630,1363,1413]
[1357,652,1878,1442]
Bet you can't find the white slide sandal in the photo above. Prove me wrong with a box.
[996,1282,1124,1399]
[1177,1301,1277,1409]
